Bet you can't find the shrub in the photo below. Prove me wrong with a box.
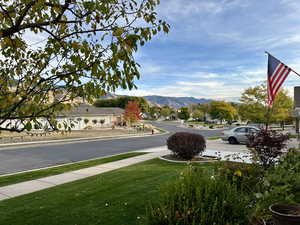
[84,118,89,124]
[147,166,250,225]
[247,129,289,169]
[217,162,264,194]
[253,149,300,220]
[167,132,206,160]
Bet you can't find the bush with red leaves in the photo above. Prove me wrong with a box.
[247,129,289,169]
[167,132,206,160]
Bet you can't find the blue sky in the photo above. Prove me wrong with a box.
[116,0,300,101]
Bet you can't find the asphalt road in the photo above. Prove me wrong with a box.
[0,122,223,175]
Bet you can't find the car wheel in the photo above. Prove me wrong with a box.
[228,137,238,144]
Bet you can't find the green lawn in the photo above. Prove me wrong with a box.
[154,127,167,133]
[0,159,217,225]
[0,152,147,187]
[207,136,221,140]
[186,121,204,125]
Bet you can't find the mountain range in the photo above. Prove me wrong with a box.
[101,93,212,109]
[143,95,212,109]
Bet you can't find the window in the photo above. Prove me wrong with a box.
[249,128,258,133]
[235,127,248,133]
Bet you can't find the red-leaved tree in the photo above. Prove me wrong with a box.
[124,101,142,125]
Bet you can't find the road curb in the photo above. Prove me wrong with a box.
[0,127,169,150]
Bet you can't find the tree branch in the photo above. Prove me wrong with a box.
[15,1,36,28]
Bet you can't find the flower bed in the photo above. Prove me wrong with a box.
[160,154,219,163]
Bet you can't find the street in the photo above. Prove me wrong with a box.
[0,122,223,175]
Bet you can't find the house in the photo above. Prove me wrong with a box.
[140,112,151,120]
[0,104,124,131]
[57,104,124,130]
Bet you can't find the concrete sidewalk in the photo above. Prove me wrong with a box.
[0,150,169,201]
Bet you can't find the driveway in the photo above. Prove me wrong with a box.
[0,122,224,175]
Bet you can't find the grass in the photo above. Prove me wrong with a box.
[207,136,221,140]
[0,152,147,187]
[186,121,204,125]
[186,121,222,127]
[0,159,217,225]
[154,127,167,134]
[289,134,298,139]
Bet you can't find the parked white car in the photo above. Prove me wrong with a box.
[221,126,260,144]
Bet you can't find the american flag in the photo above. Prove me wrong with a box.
[267,54,291,106]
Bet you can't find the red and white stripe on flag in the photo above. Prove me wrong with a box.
[267,54,291,106]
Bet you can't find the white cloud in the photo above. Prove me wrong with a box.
[183,72,221,79]
[140,63,162,74]
[177,81,223,88]
[117,82,245,100]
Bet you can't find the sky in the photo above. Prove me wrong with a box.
[116,0,300,101]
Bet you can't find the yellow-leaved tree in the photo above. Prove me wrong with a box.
[0,0,169,132]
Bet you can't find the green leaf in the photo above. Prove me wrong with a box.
[24,122,32,131]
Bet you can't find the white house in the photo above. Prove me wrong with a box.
[0,104,124,131]
[58,104,124,130]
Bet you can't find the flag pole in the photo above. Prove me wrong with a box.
[265,51,272,131]
[265,51,300,77]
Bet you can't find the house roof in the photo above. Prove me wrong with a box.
[60,104,124,117]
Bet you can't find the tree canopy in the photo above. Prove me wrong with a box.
[192,109,204,121]
[149,106,161,119]
[0,0,169,132]
[160,107,172,118]
[123,101,141,124]
[94,96,149,112]
[178,107,190,121]
[209,101,238,123]
[239,84,293,124]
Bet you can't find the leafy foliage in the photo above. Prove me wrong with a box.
[160,107,172,118]
[147,166,250,225]
[192,109,204,121]
[123,101,142,124]
[83,118,89,124]
[149,106,161,119]
[239,84,293,124]
[209,101,238,123]
[253,149,300,220]
[94,96,149,112]
[247,129,289,169]
[0,0,169,132]
[197,103,210,121]
[178,107,190,121]
[217,162,264,194]
[167,132,206,160]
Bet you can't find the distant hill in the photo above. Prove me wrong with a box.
[99,93,212,109]
[100,92,119,99]
[143,95,212,109]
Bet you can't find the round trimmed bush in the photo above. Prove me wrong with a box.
[167,132,206,160]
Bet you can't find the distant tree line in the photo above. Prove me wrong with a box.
[94,96,149,112]
[94,83,293,127]
[187,83,293,127]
